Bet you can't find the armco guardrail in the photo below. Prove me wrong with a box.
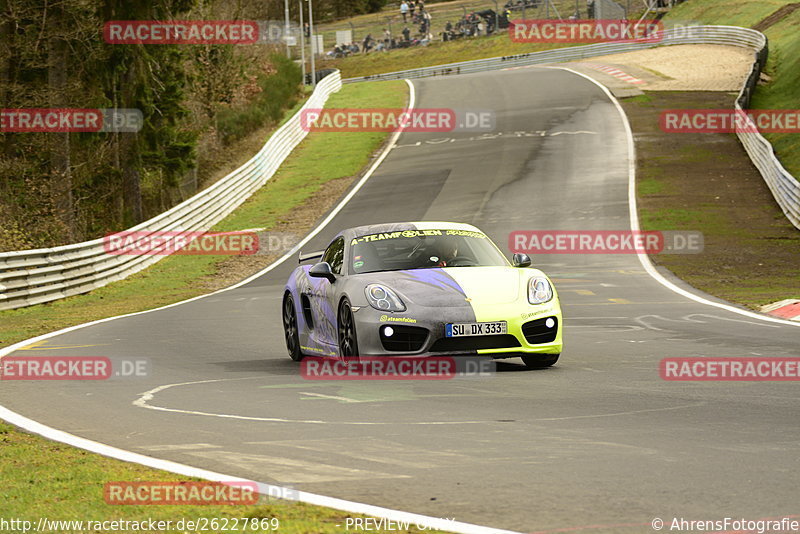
[0,71,343,311]
[345,25,800,230]
[3,27,799,312]
[343,26,766,82]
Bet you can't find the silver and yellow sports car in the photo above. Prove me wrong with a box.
[282,222,562,368]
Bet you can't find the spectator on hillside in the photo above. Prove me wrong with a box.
[402,25,411,41]
[409,1,416,18]
[415,8,429,34]
[443,20,454,41]
[304,22,310,38]
[362,33,374,52]
[400,0,409,22]
[383,27,392,43]
[587,0,595,18]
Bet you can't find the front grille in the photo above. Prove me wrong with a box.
[379,325,428,352]
[429,334,521,352]
[522,316,558,344]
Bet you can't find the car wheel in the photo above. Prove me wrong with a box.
[282,294,303,361]
[521,353,559,369]
[337,298,359,360]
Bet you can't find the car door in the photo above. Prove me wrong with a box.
[308,237,344,349]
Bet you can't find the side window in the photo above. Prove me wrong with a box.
[322,237,345,275]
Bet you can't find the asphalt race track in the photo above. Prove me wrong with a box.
[2,68,800,533]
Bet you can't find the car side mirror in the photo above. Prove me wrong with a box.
[309,261,336,282]
[512,253,531,268]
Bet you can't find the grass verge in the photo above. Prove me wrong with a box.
[324,33,575,79]
[0,421,440,533]
[0,80,407,349]
[663,0,800,178]
[623,91,799,308]
[0,79,435,533]
[620,0,800,308]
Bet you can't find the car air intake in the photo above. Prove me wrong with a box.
[429,334,520,352]
[522,316,559,344]
[379,325,429,352]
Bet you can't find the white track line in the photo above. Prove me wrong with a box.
[551,66,800,329]
[0,406,517,534]
[0,79,523,534]
[3,67,795,534]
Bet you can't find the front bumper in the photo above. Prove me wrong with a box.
[351,299,563,358]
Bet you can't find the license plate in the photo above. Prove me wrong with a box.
[446,321,507,337]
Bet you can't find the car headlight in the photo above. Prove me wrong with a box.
[365,284,406,312]
[528,276,553,304]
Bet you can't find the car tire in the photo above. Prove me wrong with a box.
[282,293,304,361]
[337,298,359,360]
[521,353,559,369]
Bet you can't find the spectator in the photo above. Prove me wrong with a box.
[402,25,411,41]
[409,0,416,18]
[362,33,373,52]
[383,27,391,43]
[587,0,595,18]
[443,20,454,41]
[304,22,310,38]
[400,0,409,23]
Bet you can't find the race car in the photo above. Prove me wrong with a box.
[282,222,562,368]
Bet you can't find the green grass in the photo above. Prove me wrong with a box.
[321,0,800,183]
[663,0,793,28]
[627,88,800,309]
[637,176,668,196]
[314,0,592,50]
[640,207,725,230]
[624,93,654,104]
[0,80,407,350]
[0,421,440,533]
[0,79,428,533]
[324,33,575,79]
[663,0,800,178]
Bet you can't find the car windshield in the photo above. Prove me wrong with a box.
[350,229,509,274]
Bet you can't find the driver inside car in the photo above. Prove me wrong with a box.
[433,237,459,267]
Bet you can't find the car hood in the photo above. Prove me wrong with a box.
[361,266,531,307]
